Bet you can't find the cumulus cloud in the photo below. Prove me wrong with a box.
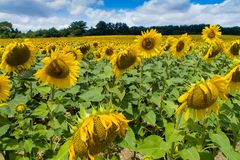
[0,0,240,32]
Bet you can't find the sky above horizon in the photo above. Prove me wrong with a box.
[0,0,239,32]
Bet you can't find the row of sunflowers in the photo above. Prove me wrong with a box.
[0,24,240,160]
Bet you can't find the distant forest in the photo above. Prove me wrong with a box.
[1,20,240,38]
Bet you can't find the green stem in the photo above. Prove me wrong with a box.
[28,82,33,98]
[169,111,183,160]
[138,63,144,109]
[51,86,55,100]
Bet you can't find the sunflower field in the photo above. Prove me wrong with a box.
[0,25,240,160]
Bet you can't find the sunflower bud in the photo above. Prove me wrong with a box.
[15,104,26,113]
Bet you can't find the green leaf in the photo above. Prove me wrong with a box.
[32,103,49,117]
[36,85,51,95]
[0,124,10,136]
[142,110,156,126]
[54,139,71,160]
[179,147,200,160]
[119,127,136,151]
[79,87,104,102]
[165,123,184,144]
[24,139,34,153]
[150,92,161,106]
[210,132,240,160]
[137,135,170,159]
[163,101,178,117]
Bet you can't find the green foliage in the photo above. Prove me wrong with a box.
[0,43,240,160]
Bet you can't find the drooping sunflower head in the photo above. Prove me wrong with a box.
[77,44,91,55]
[0,42,36,74]
[170,33,192,59]
[69,107,129,160]
[63,46,83,61]
[202,24,222,44]
[135,29,162,58]
[35,51,80,89]
[224,65,240,93]
[203,41,224,63]
[176,75,228,122]
[102,44,115,59]
[110,46,141,78]
[225,40,240,60]
[0,75,11,103]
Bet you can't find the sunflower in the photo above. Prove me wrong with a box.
[102,44,115,59]
[77,44,91,55]
[0,75,11,103]
[35,51,80,89]
[110,46,141,78]
[63,46,82,61]
[135,29,162,58]
[224,65,240,93]
[0,42,36,74]
[225,40,240,60]
[202,24,222,44]
[170,34,192,59]
[93,48,104,61]
[93,41,99,48]
[46,43,57,55]
[163,36,176,51]
[176,75,228,121]
[203,41,224,63]
[69,107,129,160]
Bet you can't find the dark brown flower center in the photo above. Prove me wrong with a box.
[208,31,215,39]
[95,52,101,58]
[117,51,137,70]
[230,43,239,56]
[231,68,240,82]
[176,41,185,52]
[46,59,69,79]
[187,83,218,110]
[79,45,90,55]
[142,38,155,50]
[164,44,171,51]
[105,48,113,56]
[208,46,222,58]
[5,44,31,66]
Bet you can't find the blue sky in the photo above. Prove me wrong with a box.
[0,0,239,31]
[99,0,224,10]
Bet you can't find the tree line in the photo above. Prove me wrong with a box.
[1,20,240,38]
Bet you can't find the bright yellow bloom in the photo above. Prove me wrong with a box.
[110,46,141,78]
[202,24,222,44]
[93,48,104,61]
[69,108,129,160]
[163,36,176,51]
[170,34,192,59]
[102,44,115,59]
[135,29,162,58]
[0,42,36,74]
[225,65,240,93]
[176,75,228,121]
[35,51,80,89]
[0,75,11,103]
[63,46,82,61]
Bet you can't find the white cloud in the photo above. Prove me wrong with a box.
[0,0,240,32]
